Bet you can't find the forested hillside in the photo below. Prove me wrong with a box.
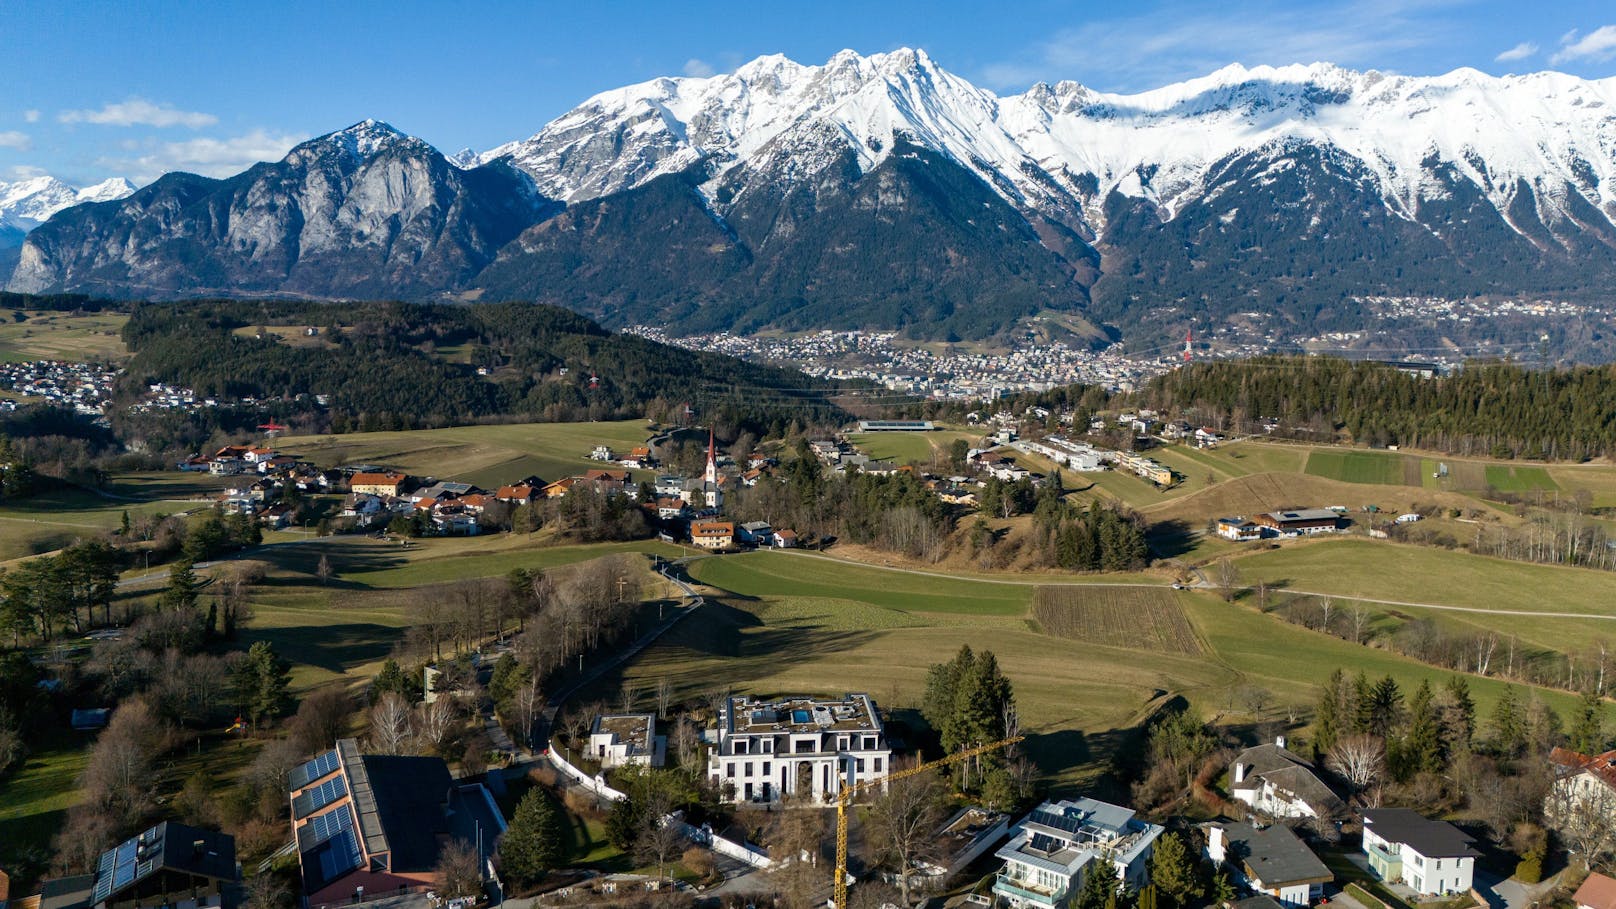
[1142,357,1616,460]
[117,300,850,437]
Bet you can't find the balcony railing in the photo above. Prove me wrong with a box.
[993,872,1067,906]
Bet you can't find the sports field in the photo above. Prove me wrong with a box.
[846,427,982,465]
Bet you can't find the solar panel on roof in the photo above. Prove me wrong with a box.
[304,804,356,848]
[293,775,348,819]
[291,749,340,789]
[1030,808,1084,835]
[317,829,362,882]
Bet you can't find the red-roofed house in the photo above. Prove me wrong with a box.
[1576,873,1616,909]
[691,521,735,550]
[495,484,538,504]
[1550,747,1616,820]
[351,471,406,496]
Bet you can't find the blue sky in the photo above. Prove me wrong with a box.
[3,0,1615,186]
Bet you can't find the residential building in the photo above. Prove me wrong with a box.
[772,529,800,548]
[1230,739,1345,821]
[588,713,665,769]
[1216,518,1264,542]
[992,798,1164,909]
[737,521,773,545]
[1253,510,1341,535]
[1575,872,1616,909]
[350,471,406,496]
[494,484,538,505]
[1206,822,1331,908]
[1360,808,1478,896]
[287,739,505,905]
[707,694,891,804]
[691,521,735,550]
[1549,747,1616,818]
[34,822,238,909]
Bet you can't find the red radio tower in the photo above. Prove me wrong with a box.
[1183,328,1193,362]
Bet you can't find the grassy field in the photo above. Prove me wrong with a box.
[1305,449,1410,485]
[1484,465,1558,493]
[648,548,1583,790]
[1234,537,1616,618]
[273,420,660,486]
[0,481,219,563]
[0,727,94,856]
[0,310,129,363]
[1031,586,1203,654]
[846,427,982,465]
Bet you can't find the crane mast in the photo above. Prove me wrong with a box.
[831,735,1024,908]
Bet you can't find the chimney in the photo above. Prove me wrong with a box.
[1275,735,1287,750]
[1234,762,1248,784]
[1208,826,1227,864]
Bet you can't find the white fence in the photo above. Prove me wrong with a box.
[668,812,773,869]
[545,748,629,802]
[545,750,771,868]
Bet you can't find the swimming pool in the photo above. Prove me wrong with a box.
[792,709,812,724]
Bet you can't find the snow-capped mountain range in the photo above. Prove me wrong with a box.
[1,176,134,239]
[481,48,1616,237]
[10,49,1616,345]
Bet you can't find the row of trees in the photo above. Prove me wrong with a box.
[1141,356,1616,461]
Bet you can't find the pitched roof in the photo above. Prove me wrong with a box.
[90,822,237,905]
[1361,809,1480,858]
[1232,743,1344,815]
[1219,823,1332,887]
[1576,872,1616,909]
[1552,747,1616,791]
[350,471,404,487]
[692,521,734,537]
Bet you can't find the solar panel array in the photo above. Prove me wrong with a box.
[290,749,340,789]
[1028,832,1060,854]
[293,775,348,819]
[93,837,149,903]
[1030,807,1083,835]
[302,806,363,888]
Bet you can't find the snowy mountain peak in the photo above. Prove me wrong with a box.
[295,119,428,165]
[0,174,135,235]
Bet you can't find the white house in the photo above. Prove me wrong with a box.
[707,694,890,804]
[1216,517,1264,542]
[1361,808,1479,896]
[1548,747,1616,824]
[1206,823,1332,908]
[1230,739,1346,821]
[992,798,1164,909]
[588,713,665,769]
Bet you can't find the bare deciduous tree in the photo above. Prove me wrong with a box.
[434,840,484,900]
[368,692,413,755]
[656,676,674,718]
[414,696,462,754]
[635,791,686,879]
[1327,734,1386,798]
[868,763,946,907]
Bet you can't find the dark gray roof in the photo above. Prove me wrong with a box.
[359,754,453,872]
[1221,823,1332,886]
[89,822,237,905]
[1232,895,1285,909]
[1361,809,1480,858]
[1233,744,1345,815]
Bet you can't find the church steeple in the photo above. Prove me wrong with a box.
[704,427,718,486]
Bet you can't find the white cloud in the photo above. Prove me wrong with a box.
[23,110,40,123]
[0,130,31,150]
[1551,25,1616,64]
[682,58,716,78]
[977,0,1465,92]
[1495,42,1538,62]
[7,165,47,180]
[59,98,218,129]
[102,129,308,182]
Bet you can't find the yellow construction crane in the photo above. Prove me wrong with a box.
[832,735,1024,909]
